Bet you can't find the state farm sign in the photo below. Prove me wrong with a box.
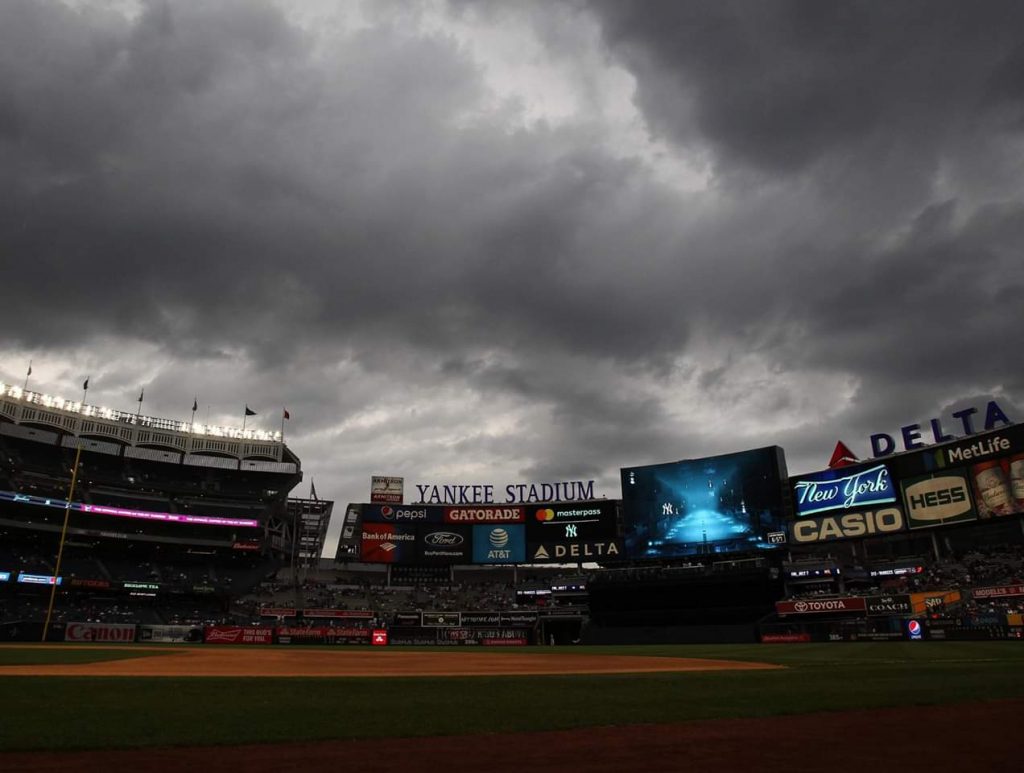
[65,622,136,643]
[776,598,867,616]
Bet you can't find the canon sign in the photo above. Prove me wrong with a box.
[65,622,136,643]
[790,508,905,544]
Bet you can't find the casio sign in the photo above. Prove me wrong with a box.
[791,508,905,543]
[903,476,972,522]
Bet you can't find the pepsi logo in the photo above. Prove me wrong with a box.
[381,506,394,520]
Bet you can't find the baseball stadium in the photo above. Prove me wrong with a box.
[1,384,1023,771]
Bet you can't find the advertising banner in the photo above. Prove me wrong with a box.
[203,626,273,644]
[973,584,1024,600]
[69,578,111,589]
[421,612,462,627]
[362,504,444,524]
[865,595,913,616]
[360,523,417,563]
[417,525,472,564]
[788,508,905,544]
[472,524,525,563]
[65,622,136,643]
[527,539,624,563]
[275,626,371,645]
[259,607,297,618]
[760,633,811,643]
[524,500,619,540]
[775,598,867,616]
[371,476,404,504]
[502,611,539,626]
[791,463,897,517]
[394,612,421,627]
[444,506,525,524]
[909,591,961,614]
[901,471,977,529]
[304,609,375,619]
[138,625,202,643]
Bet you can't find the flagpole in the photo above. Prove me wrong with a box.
[42,443,83,642]
[136,388,144,421]
[82,377,89,406]
[191,397,198,432]
[23,360,32,391]
[242,408,248,432]
[280,408,286,442]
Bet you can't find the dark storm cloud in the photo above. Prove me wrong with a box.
[2,0,1023,535]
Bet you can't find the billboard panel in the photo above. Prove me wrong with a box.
[65,622,136,643]
[371,476,404,504]
[620,446,789,559]
[204,626,273,644]
[472,524,525,563]
[791,462,897,517]
[360,523,417,563]
[362,504,444,524]
[417,525,472,564]
[789,507,906,544]
[444,506,525,524]
[901,471,977,529]
[775,598,866,615]
[524,500,618,541]
[527,539,624,563]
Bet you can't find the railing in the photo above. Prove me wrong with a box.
[0,382,281,443]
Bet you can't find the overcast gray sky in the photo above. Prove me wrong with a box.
[2,0,1022,556]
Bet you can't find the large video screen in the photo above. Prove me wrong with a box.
[620,446,789,559]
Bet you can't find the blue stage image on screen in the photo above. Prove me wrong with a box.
[620,446,789,559]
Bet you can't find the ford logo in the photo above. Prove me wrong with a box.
[425,532,463,546]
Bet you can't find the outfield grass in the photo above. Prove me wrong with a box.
[0,646,173,666]
[1,642,1022,751]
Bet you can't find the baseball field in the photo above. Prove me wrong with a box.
[1,642,1022,771]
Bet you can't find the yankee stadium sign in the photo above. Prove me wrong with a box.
[414,480,597,505]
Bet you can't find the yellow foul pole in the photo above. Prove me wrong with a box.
[42,443,83,642]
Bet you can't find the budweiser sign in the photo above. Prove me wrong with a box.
[65,622,136,643]
[776,597,867,615]
[203,626,273,644]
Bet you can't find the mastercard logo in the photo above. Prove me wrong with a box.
[535,508,555,522]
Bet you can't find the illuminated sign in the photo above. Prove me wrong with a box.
[0,572,10,582]
[870,400,1011,457]
[17,573,62,585]
[0,489,258,528]
[789,508,905,544]
[414,480,596,505]
[792,464,896,516]
[901,472,976,529]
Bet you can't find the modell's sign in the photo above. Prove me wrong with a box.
[65,622,136,643]
[789,508,905,544]
[776,598,867,615]
[972,584,1024,600]
[869,400,1012,457]
[792,464,896,516]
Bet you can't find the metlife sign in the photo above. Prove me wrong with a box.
[791,463,896,517]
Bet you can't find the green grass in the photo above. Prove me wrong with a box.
[1,642,1022,752]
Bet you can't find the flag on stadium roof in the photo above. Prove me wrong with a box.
[244,405,257,416]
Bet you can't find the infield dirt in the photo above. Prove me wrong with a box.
[0,645,780,677]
